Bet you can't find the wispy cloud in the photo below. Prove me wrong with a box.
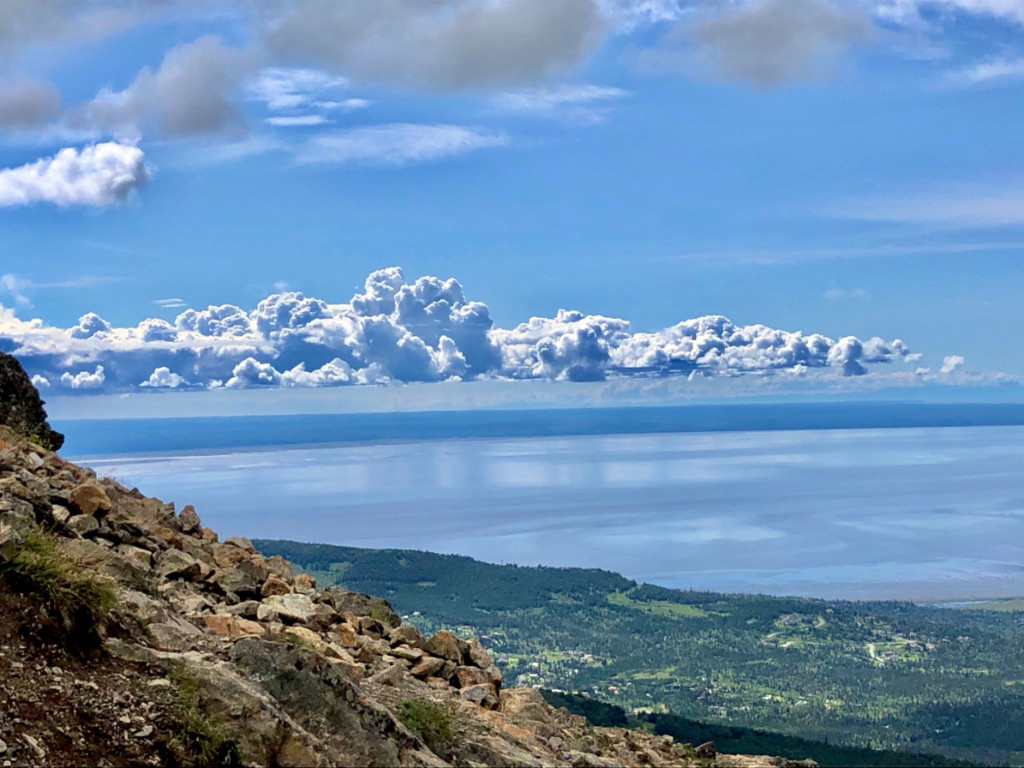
[660,240,1024,263]
[824,287,869,300]
[948,56,1024,85]
[266,115,329,127]
[296,124,509,166]
[493,85,626,112]
[833,185,1024,228]
[154,298,187,309]
[1,273,122,306]
[246,68,350,111]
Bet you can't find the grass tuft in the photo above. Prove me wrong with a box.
[168,667,242,768]
[0,527,116,646]
[397,699,453,757]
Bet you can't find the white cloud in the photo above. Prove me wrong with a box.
[1,274,31,305]
[297,124,508,166]
[155,298,187,309]
[941,354,965,373]
[0,142,147,208]
[2,266,917,395]
[60,365,105,389]
[30,374,50,388]
[141,366,187,388]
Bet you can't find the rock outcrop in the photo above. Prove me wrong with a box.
[0,422,813,767]
[0,351,63,451]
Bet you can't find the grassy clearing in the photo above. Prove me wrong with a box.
[397,700,453,757]
[607,590,708,619]
[168,668,241,768]
[0,527,116,646]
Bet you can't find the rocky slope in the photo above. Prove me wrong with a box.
[0,385,814,767]
[0,351,62,451]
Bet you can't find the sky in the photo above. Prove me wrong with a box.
[0,0,1021,414]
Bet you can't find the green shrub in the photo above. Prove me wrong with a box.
[397,700,453,756]
[168,668,242,768]
[0,527,116,646]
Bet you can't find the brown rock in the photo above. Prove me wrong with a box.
[213,542,250,569]
[330,622,360,648]
[454,666,492,689]
[293,572,316,590]
[391,645,425,662]
[224,535,255,552]
[276,733,321,768]
[204,615,266,638]
[178,504,201,533]
[200,527,218,542]
[466,637,494,669]
[261,574,292,597]
[284,626,324,649]
[358,616,386,639]
[423,630,467,663]
[264,554,292,579]
[70,481,111,516]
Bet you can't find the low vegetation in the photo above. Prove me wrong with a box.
[0,527,116,646]
[167,668,242,768]
[397,700,454,757]
[257,539,1024,767]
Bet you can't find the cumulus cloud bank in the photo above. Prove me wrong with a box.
[0,267,917,395]
[0,142,147,208]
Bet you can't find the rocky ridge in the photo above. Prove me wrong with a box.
[0,423,814,767]
[0,352,63,452]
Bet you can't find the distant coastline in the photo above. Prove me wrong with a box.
[57,401,1024,459]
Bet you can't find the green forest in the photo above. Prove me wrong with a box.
[255,539,1024,767]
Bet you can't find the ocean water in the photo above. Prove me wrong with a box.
[59,405,1024,601]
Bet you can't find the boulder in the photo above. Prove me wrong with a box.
[330,622,360,648]
[390,645,425,662]
[213,542,250,569]
[320,588,400,627]
[0,522,23,561]
[70,481,112,516]
[204,615,267,638]
[264,554,292,579]
[454,665,493,689]
[224,535,255,552]
[466,637,494,669]
[261,593,317,624]
[178,504,201,533]
[388,624,425,649]
[155,549,203,581]
[67,513,99,537]
[423,630,468,664]
[261,574,292,597]
[695,742,716,760]
[293,573,316,591]
[409,656,446,679]
[213,559,269,600]
[460,683,499,710]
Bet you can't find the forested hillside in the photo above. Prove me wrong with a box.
[256,539,1024,767]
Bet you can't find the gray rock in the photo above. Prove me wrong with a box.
[320,588,400,628]
[261,593,317,624]
[155,549,203,581]
[67,513,99,537]
[50,504,70,524]
[388,624,426,649]
[424,630,468,664]
[0,522,24,561]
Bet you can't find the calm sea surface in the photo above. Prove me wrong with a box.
[68,418,1024,601]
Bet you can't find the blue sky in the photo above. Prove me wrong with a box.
[0,0,1021,410]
